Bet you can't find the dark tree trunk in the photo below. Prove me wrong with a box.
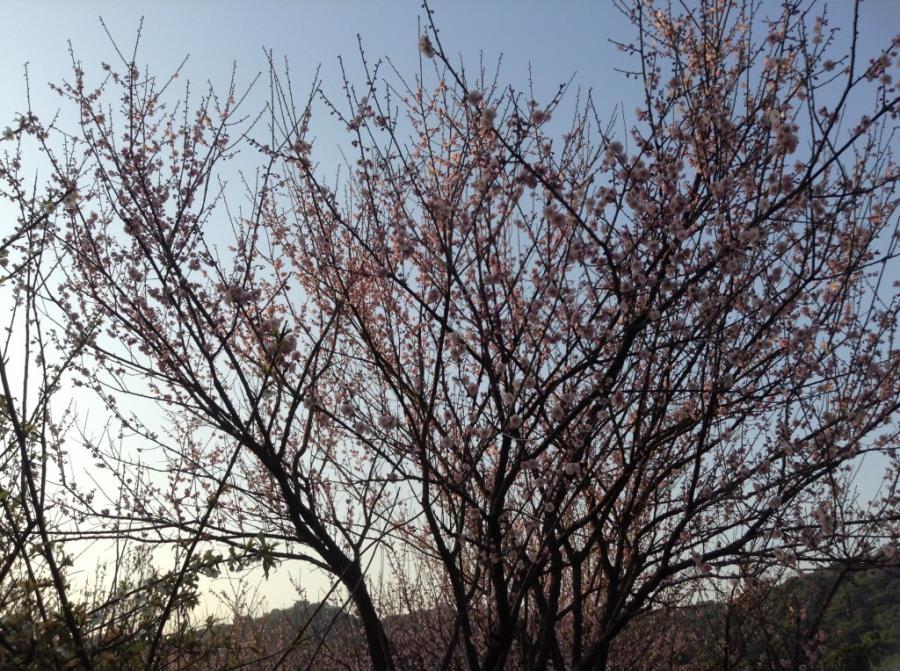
[337,557,395,671]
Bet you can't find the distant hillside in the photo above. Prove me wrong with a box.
[668,565,900,671]
[252,599,359,637]
[789,566,900,671]
[220,566,900,670]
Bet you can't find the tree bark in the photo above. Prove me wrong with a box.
[336,555,395,671]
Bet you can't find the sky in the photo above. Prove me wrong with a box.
[0,1,637,142]
[3,1,897,126]
[2,0,899,617]
[0,0,644,618]
[0,0,633,619]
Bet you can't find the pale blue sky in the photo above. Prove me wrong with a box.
[3,1,897,178]
[0,0,642,617]
[2,0,898,615]
[1,2,636,139]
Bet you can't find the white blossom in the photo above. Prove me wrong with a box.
[418,35,435,59]
[480,107,496,131]
[377,413,398,430]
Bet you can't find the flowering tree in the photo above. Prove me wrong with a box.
[0,106,227,671]
[0,110,102,668]
[11,0,900,668]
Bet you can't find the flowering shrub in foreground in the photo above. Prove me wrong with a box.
[2,0,899,668]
